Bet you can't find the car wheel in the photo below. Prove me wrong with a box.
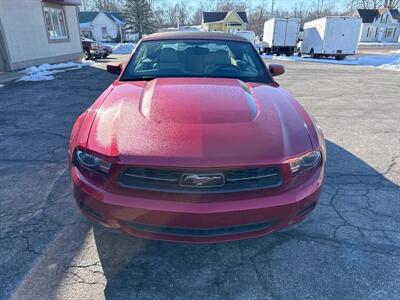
[84,49,90,60]
[335,55,345,61]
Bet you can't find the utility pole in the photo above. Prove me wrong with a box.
[271,0,275,17]
[175,4,180,29]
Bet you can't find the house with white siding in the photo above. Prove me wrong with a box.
[79,11,129,42]
[0,0,82,72]
[354,8,400,43]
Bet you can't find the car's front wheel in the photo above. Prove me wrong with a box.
[335,55,345,61]
[83,49,90,60]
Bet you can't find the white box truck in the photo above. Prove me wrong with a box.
[232,30,256,44]
[299,16,362,60]
[261,18,300,55]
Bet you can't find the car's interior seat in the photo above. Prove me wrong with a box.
[185,47,210,74]
[206,50,232,73]
[154,48,184,71]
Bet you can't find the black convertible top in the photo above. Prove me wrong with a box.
[142,31,249,42]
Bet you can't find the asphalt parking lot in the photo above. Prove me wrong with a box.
[0,55,399,300]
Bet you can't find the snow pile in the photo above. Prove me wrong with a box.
[377,56,400,71]
[390,49,400,54]
[356,55,400,67]
[359,42,400,47]
[81,58,96,66]
[19,60,93,82]
[263,54,400,71]
[104,43,136,54]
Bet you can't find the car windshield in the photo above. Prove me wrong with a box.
[121,39,272,83]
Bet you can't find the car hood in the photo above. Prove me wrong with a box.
[86,78,313,167]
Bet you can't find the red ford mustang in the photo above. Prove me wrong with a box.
[69,32,326,243]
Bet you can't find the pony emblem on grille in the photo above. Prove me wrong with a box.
[180,174,225,187]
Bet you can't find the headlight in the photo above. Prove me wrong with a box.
[91,42,98,50]
[74,150,111,174]
[290,150,321,174]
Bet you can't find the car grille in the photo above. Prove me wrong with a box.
[119,167,282,194]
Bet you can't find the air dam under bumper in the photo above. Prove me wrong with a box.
[71,166,323,243]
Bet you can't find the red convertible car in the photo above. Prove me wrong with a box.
[69,32,326,243]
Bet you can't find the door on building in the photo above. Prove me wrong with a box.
[377,27,385,42]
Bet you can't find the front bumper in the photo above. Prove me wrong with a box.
[71,166,323,243]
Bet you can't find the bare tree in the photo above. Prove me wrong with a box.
[178,2,193,26]
[384,0,400,8]
[90,0,124,12]
[248,5,270,36]
[152,0,168,28]
[191,7,204,25]
[346,0,400,9]
[215,0,247,11]
[164,4,178,26]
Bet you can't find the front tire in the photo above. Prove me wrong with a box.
[84,49,90,60]
[335,55,345,61]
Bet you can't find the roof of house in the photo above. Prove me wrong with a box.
[143,31,249,42]
[79,12,99,23]
[202,11,248,24]
[105,12,124,23]
[356,8,400,23]
[356,9,379,23]
[390,9,400,21]
[78,11,124,24]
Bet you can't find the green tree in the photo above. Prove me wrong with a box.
[124,0,155,39]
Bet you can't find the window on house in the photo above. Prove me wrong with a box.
[367,27,376,38]
[81,29,93,39]
[101,27,108,39]
[43,6,68,40]
[385,28,394,38]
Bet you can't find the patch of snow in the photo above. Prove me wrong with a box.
[18,61,91,82]
[263,54,400,71]
[377,57,400,71]
[103,43,136,54]
[358,42,400,47]
[0,84,4,88]
[81,58,96,65]
[79,22,93,29]
[389,49,400,54]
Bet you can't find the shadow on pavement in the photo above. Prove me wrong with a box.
[93,140,400,299]
[0,66,118,300]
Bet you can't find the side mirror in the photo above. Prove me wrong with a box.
[269,64,285,77]
[107,62,122,74]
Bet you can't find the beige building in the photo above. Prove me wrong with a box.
[0,0,82,72]
[201,11,248,33]
[354,8,400,43]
